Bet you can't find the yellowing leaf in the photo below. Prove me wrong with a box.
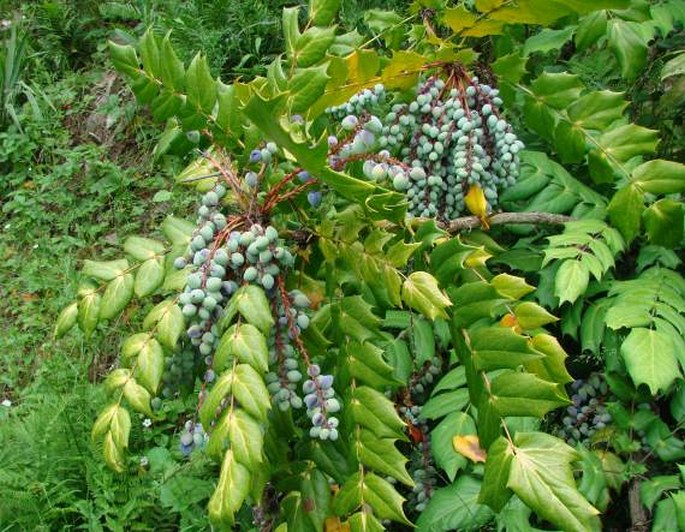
[325,516,350,532]
[453,435,487,463]
[465,184,490,229]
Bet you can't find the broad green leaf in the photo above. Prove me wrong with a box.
[222,285,274,334]
[156,302,185,349]
[514,301,558,330]
[357,430,413,486]
[417,475,494,531]
[110,405,131,450]
[490,371,569,418]
[567,91,627,131]
[159,33,185,91]
[103,431,126,473]
[105,368,131,393]
[232,364,271,422]
[135,338,164,394]
[633,159,685,194]
[431,412,476,481]
[290,63,330,113]
[82,259,129,281]
[78,287,101,338]
[139,29,161,78]
[402,272,452,320]
[282,7,301,59]
[134,258,164,297]
[469,327,542,371]
[643,199,684,248]
[621,328,681,394]
[608,185,644,243]
[351,386,406,440]
[92,404,118,442]
[124,236,166,261]
[123,379,152,416]
[523,27,574,56]
[208,450,250,528]
[508,432,600,532]
[492,52,527,84]
[108,41,139,77]
[528,334,574,385]
[363,473,410,524]
[309,0,341,26]
[421,389,470,420]
[575,10,607,51]
[186,53,216,114]
[640,475,682,510]
[528,72,584,110]
[215,323,269,373]
[161,216,195,245]
[294,27,336,68]
[225,409,263,470]
[491,273,535,300]
[200,370,233,430]
[54,302,78,338]
[347,341,397,388]
[607,19,649,80]
[554,260,589,305]
[480,437,514,512]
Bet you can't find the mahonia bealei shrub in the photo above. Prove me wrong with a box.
[326,67,524,220]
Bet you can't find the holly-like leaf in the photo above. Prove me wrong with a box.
[309,0,341,26]
[123,379,152,416]
[82,259,129,281]
[208,450,250,528]
[633,159,685,195]
[358,430,413,486]
[507,432,600,532]
[215,323,269,373]
[222,285,274,334]
[490,371,569,418]
[402,272,452,321]
[431,412,476,481]
[607,19,649,80]
[351,386,406,440]
[608,185,644,243]
[99,273,134,320]
[124,236,166,261]
[554,260,589,305]
[78,285,101,338]
[54,302,78,338]
[134,258,165,297]
[232,364,271,422]
[416,475,494,531]
[643,199,684,248]
[186,52,216,114]
[135,338,165,394]
[621,327,681,394]
[513,301,558,330]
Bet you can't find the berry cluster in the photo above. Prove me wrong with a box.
[557,373,612,445]
[326,70,523,220]
[160,346,202,399]
[399,405,436,513]
[409,356,442,396]
[326,84,386,120]
[179,420,208,456]
[303,364,340,441]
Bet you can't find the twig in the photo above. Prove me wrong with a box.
[443,212,574,232]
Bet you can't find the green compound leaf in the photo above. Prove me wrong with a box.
[621,327,682,394]
[416,475,494,531]
[215,323,269,373]
[208,450,250,528]
[402,272,452,321]
[507,432,601,532]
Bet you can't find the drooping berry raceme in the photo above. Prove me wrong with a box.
[326,70,524,221]
[556,372,613,445]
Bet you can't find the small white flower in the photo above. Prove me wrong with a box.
[140,456,149,467]
[32,244,39,249]
[1,399,11,408]
[3,223,10,230]
[142,418,152,428]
